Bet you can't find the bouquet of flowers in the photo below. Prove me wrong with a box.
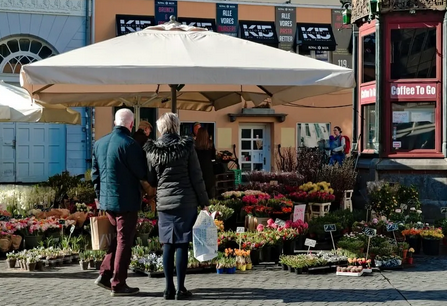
[136,218,154,235]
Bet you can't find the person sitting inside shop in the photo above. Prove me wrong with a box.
[133,121,153,147]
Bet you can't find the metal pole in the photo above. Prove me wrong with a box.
[352,26,359,145]
[373,16,383,155]
[442,12,447,156]
[170,84,178,113]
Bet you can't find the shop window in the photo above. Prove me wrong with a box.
[298,49,330,62]
[113,107,157,140]
[0,35,58,74]
[391,102,435,150]
[180,122,215,143]
[362,104,376,150]
[391,28,436,79]
[297,123,330,148]
[362,33,376,83]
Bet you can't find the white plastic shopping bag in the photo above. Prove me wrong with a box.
[193,210,218,262]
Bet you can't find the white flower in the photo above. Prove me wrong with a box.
[395,209,402,213]
[410,207,416,211]
[416,210,422,214]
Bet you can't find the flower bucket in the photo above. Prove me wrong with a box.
[246,263,252,270]
[282,263,288,271]
[283,239,296,255]
[95,260,102,270]
[239,264,246,272]
[422,239,440,256]
[408,236,421,254]
[36,261,44,271]
[6,259,16,269]
[250,249,260,265]
[226,267,236,274]
[259,246,271,263]
[80,261,89,270]
[287,265,295,273]
[407,257,414,265]
[216,268,225,274]
[24,235,43,250]
[295,268,303,275]
[28,262,37,272]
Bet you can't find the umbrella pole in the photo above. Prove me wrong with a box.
[170,84,177,113]
[135,105,140,129]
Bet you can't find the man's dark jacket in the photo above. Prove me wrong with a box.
[92,126,147,212]
[144,133,209,211]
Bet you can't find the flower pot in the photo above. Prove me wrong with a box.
[80,261,89,270]
[24,235,43,250]
[0,238,12,252]
[6,259,16,268]
[295,268,303,275]
[216,268,225,274]
[89,260,95,269]
[226,267,236,274]
[287,265,295,273]
[28,262,36,271]
[402,249,408,259]
[63,256,72,264]
[295,235,305,250]
[136,233,149,246]
[282,239,296,255]
[282,263,288,270]
[259,246,272,263]
[239,264,246,271]
[422,238,440,256]
[49,259,57,267]
[95,261,102,270]
[246,263,252,270]
[408,236,421,254]
[250,249,260,265]
[11,235,22,250]
[407,257,414,265]
[36,261,44,271]
[271,244,281,264]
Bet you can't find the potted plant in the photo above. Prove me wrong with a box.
[27,253,38,271]
[420,228,444,256]
[215,252,226,274]
[401,228,422,254]
[79,251,89,270]
[6,251,17,268]
[279,255,289,270]
[407,248,415,264]
[135,218,154,247]
[94,250,106,270]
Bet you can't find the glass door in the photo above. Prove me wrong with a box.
[239,125,270,172]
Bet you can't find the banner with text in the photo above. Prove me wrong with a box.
[216,3,238,37]
[275,7,296,51]
[331,9,352,69]
[155,0,177,25]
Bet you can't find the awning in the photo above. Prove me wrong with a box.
[116,15,155,36]
[296,23,337,51]
[239,21,278,45]
[177,17,216,31]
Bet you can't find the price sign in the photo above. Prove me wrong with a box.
[236,227,245,233]
[363,227,377,237]
[324,224,336,232]
[441,207,447,214]
[275,218,286,227]
[304,238,316,248]
[386,223,399,232]
[58,219,65,225]
[293,204,306,222]
[70,225,75,234]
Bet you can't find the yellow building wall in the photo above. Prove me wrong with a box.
[93,0,353,170]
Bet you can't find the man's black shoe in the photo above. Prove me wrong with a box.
[163,289,175,300]
[175,289,193,300]
[111,285,140,296]
[94,275,111,290]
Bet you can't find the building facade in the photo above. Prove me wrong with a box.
[0,0,92,182]
[350,0,447,219]
[93,0,354,173]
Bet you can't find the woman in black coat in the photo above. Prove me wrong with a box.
[144,113,209,300]
[195,127,216,199]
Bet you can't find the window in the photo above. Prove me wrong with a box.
[362,33,376,83]
[180,122,215,142]
[298,49,330,62]
[390,28,437,79]
[391,102,435,150]
[297,123,331,148]
[0,36,58,74]
[362,104,376,150]
[113,107,157,139]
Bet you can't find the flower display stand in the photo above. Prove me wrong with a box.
[308,203,331,219]
[341,190,353,212]
[336,270,364,277]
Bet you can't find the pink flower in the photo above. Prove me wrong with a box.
[267,218,275,226]
[284,220,292,229]
[257,224,264,232]
[372,218,378,224]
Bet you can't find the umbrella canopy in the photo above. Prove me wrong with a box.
[0,80,81,124]
[20,18,355,117]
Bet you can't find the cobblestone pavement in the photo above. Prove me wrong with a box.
[0,256,446,306]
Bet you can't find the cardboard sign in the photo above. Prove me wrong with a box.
[324,224,336,232]
[363,227,377,237]
[386,223,399,232]
[304,238,316,248]
[293,204,306,222]
[275,218,286,227]
[441,207,447,214]
[236,227,245,233]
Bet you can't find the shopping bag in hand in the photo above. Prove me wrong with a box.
[90,213,115,250]
[193,210,218,262]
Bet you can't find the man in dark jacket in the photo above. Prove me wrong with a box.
[92,108,147,296]
[133,120,152,147]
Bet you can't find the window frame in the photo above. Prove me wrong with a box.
[384,17,443,157]
[361,102,377,153]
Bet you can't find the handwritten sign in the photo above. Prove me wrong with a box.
[275,218,286,227]
[387,223,399,232]
[363,227,377,237]
[304,238,317,248]
[324,224,336,232]
[293,204,306,222]
[236,227,245,233]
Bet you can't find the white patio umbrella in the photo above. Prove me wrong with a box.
[19,17,355,126]
[0,80,81,124]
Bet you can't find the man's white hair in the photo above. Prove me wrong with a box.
[157,112,180,135]
[115,108,134,127]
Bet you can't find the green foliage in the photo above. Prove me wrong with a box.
[40,171,82,204]
[67,182,96,204]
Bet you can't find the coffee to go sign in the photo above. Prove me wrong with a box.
[390,83,437,100]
